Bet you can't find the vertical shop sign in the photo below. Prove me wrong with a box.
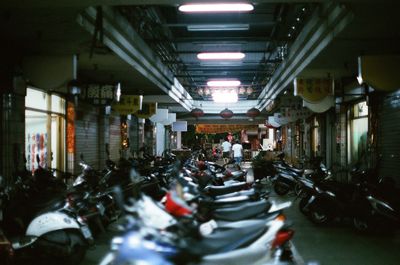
[135,103,157,119]
[67,102,75,154]
[112,95,143,115]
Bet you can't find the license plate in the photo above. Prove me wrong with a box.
[81,225,92,239]
[97,203,106,216]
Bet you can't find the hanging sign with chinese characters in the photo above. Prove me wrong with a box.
[112,95,143,115]
[135,103,157,119]
[274,112,291,126]
[83,84,117,105]
[195,124,257,134]
[279,106,312,122]
[294,78,334,103]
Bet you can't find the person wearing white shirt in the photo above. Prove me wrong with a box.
[232,140,243,165]
[221,138,232,164]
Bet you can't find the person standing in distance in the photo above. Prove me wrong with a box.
[221,137,232,165]
[232,140,243,166]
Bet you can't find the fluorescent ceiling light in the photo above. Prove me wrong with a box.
[197,52,245,60]
[207,80,241,87]
[187,24,249,31]
[212,90,238,103]
[179,3,254,13]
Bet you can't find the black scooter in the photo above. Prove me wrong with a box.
[273,155,328,196]
[304,167,400,232]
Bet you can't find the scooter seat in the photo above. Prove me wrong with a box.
[230,171,246,180]
[204,182,248,197]
[290,167,304,174]
[214,188,257,200]
[213,200,271,221]
[192,219,267,255]
[33,196,67,217]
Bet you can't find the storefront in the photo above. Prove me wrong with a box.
[25,87,66,173]
[347,100,369,165]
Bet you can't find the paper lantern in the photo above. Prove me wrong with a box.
[191,108,204,118]
[246,107,260,118]
[220,108,234,119]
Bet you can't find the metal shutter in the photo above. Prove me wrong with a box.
[378,90,400,181]
[75,104,99,173]
[109,114,121,162]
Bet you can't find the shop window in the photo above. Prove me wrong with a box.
[25,88,65,173]
[348,101,368,165]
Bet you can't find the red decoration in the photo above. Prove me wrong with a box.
[220,108,234,119]
[246,107,260,118]
[191,108,204,118]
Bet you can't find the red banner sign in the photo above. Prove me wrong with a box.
[196,124,258,134]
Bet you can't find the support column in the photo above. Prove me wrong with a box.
[156,122,165,156]
[1,93,25,183]
[176,131,182,149]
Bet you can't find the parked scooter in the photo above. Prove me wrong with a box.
[0,175,93,264]
[302,166,400,232]
[273,154,328,196]
[99,193,294,265]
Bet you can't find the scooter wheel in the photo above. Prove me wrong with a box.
[299,196,311,216]
[309,208,330,225]
[294,183,303,196]
[273,182,290,196]
[63,231,87,265]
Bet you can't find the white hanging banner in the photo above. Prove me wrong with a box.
[150,108,169,123]
[303,96,335,113]
[274,112,291,126]
[267,116,281,127]
[172,121,188,132]
[283,107,313,121]
[160,113,176,126]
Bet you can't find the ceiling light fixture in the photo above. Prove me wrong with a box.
[212,90,238,103]
[179,3,254,13]
[187,24,250,31]
[207,80,241,87]
[197,52,245,60]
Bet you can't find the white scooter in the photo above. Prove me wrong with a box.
[99,194,293,265]
[0,176,93,264]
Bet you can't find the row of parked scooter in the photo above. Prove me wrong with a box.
[0,152,140,265]
[0,151,297,265]
[271,153,400,233]
[98,150,297,265]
